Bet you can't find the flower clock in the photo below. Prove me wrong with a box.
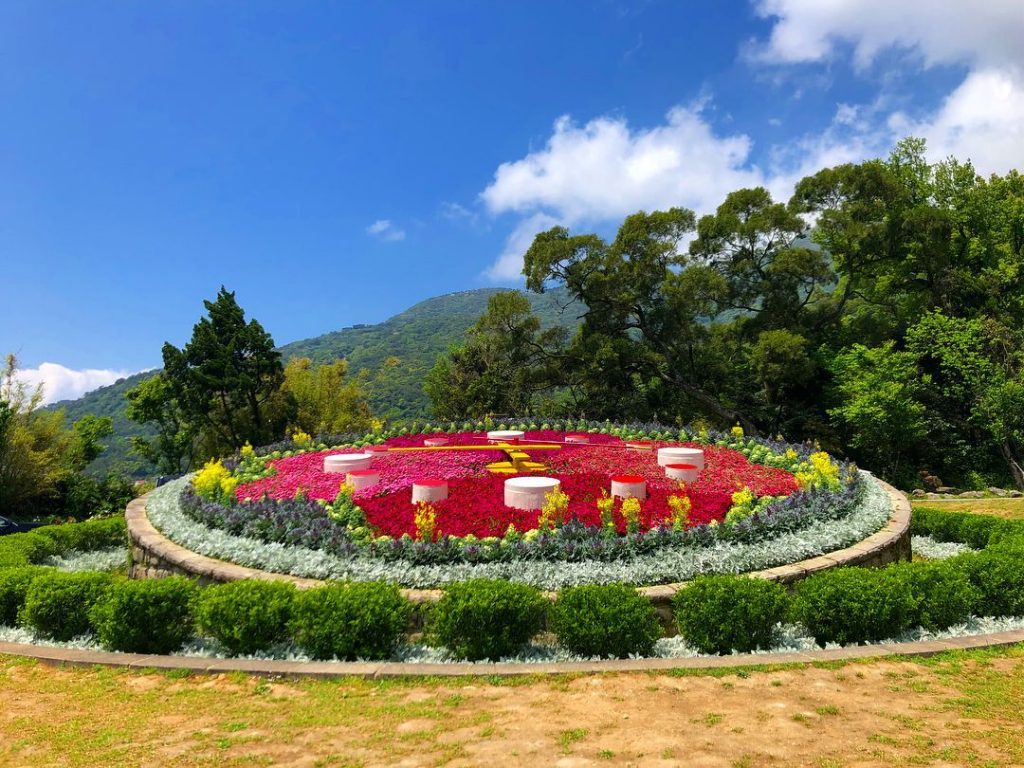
[180,420,862,568]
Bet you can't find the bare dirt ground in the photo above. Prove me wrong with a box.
[2,647,1024,768]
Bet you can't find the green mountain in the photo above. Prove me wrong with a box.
[50,287,580,476]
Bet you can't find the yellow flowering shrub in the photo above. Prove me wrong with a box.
[725,485,756,525]
[240,441,254,459]
[796,451,841,491]
[539,487,570,531]
[596,489,615,529]
[620,496,642,534]
[730,424,745,438]
[667,494,691,530]
[291,429,312,449]
[414,502,437,542]
[193,459,232,501]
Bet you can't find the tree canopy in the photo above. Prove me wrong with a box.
[428,138,1024,489]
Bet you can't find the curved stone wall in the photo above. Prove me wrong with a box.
[127,478,912,625]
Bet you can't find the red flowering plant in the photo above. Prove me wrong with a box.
[171,420,863,565]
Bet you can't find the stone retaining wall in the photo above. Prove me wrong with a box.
[126,478,912,628]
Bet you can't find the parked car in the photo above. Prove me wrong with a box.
[0,515,45,536]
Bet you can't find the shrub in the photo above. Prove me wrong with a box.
[888,561,979,631]
[793,568,916,646]
[0,566,53,626]
[551,584,661,658]
[34,517,127,554]
[0,532,58,569]
[290,581,409,660]
[20,571,114,640]
[195,580,296,655]
[910,507,1022,549]
[429,579,548,661]
[89,577,196,653]
[673,575,789,654]
[950,551,1024,617]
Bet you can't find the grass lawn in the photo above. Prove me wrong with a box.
[2,647,1024,767]
[3,491,1023,767]
[911,496,1024,521]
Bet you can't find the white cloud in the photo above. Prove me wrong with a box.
[366,219,406,242]
[15,363,138,406]
[892,67,1024,174]
[751,0,1024,71]
[485,212,561,282]
[478,101,883,279]
[751,0,1024,174]
[479,1,1024,280]
[482,105,764,223]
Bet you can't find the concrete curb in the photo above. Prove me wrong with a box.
[2,629,1022,679]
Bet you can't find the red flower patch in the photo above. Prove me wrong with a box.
[234,432,798,539]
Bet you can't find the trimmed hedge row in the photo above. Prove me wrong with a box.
[1,506,1023,659]
[911,506,1024,550]
[0,516,127,569]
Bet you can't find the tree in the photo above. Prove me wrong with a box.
[827,343,928,486]
[425,291,566,420]
[521,200,835,433]
[282,357,373,435]
[125,374,199,474]
[0,355,116,517]
[132,288,294,466]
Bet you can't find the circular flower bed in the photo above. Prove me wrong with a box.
[169,421,872,584]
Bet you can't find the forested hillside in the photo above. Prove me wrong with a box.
[50,287,580,475]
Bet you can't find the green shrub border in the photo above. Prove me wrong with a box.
[0,505,1022,658]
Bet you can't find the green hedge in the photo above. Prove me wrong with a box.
[0,517,127,570]
[674,575,789,654]
[950,551,1024,618]
[195,580,297,656]
[20,571,115,640]
[911,507,1024,549]
[888,561,978,631]
[90,577,196,654]
[429,579,548,661]
[290,582,409,661]
[793,568,916,646]
[0,566,54,626]
[33,517,127,555]
[551,584,661,658]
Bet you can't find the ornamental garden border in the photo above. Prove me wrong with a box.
[126,477,911,627]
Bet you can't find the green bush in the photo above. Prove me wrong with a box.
[550,584,661,658]
[888,561,979,631]
[34,517,127,554]
[195,580,296,655]
[429,579,548,661]
[911,507,1022,549]
[0,518,127,571]
[673,575,789,654]
[0,532,58,569]
[0,566,53,626]
[89,577,196,653]
[290,582,409,661]
[20,571,114,640]
[950,551,1024,617]
[793,568,916,646]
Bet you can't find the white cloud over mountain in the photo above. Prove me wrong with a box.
[480,0,1024,280]
[16,362,137,406]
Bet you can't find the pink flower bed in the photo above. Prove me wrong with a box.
[234,432,798,539]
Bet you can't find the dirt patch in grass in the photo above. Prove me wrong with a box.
[912,497,1024,521]
[2,647,1024,767]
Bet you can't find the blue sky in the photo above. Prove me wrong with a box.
[3,1,1022,402]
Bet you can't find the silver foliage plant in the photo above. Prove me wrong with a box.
[146,472,894,589]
